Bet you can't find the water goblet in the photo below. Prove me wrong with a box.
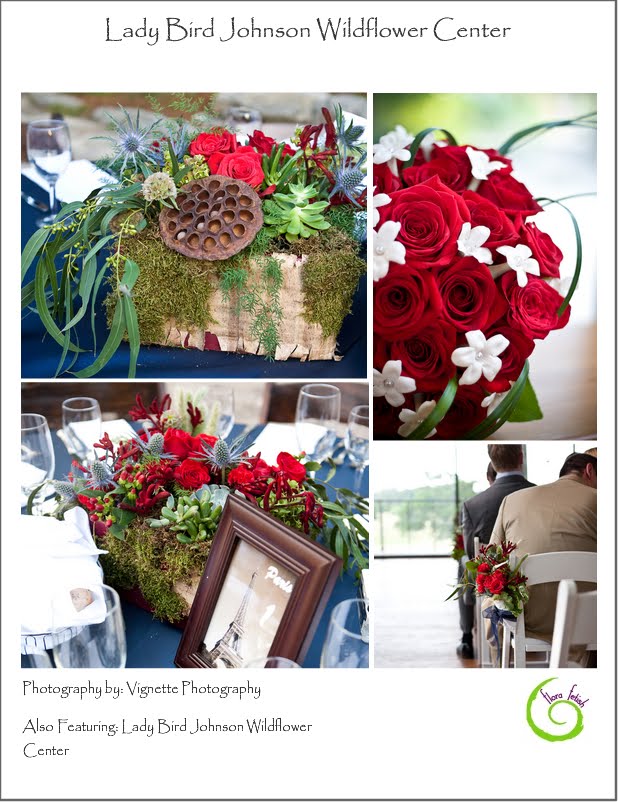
[295,384,341,464]
[344,405,369,495]
[21,414,55,513]
[26,120,72,226]
[62,397,102,462]
[320,598,369,668]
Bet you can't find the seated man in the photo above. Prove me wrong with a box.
[489,452,597,644]
[456,444,534,659]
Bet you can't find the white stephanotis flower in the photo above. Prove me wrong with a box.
[373,220,406,282]
[496,244,540,287]
[373,360,416,407]
[457,222,493,265]
[397,401,437,438]
[373,188,391,228]
[420,131,448,161]
[451,330,510,386]
[481,387,511,415]
[373,125,414,174]
[466,147,507,181]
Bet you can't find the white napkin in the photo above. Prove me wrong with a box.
[20,507,108,652]
[22,159,114,203]
[57,418,136,459]
[250,423,296,465]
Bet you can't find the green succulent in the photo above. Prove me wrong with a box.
[263,183,331,242]
[147,485,229,545]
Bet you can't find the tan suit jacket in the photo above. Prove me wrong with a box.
[489,475,597,641]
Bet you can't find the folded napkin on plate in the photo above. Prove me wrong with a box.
[21,507,108,654]
[57,418,137,459]
[250,423,296,465]
[22,159,114,204]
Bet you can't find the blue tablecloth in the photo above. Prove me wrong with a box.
[28,422,367,669]
[21,176,367,379]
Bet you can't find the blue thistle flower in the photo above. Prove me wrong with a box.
[198,434,254,473]
[86,459,117,490]
[51,480,78,501]
[95,106,161,175]
[329,151,367,207]
[132,430,175,460]
[334,104,365,151]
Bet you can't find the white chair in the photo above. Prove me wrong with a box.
[473,537,493,668]
[501,551,596,668]
[549,580,597,668]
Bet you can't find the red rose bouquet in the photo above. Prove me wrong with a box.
[373,113,595,439]
[44,393,368,621]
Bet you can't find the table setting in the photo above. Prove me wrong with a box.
[21,384,369,668]
[21,98,368,380]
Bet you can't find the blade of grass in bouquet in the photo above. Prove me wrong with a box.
[72,301,126,378]
[462,361,530,439]
[21,226,51,282]
[56,279,76,377]
[408,127,457,163]
[536,196,583,315]
[121,295,140,378]
[21,280,36,309]
[61,235,115,332]
[33,257,83,354]
[498,112,596,155]
[404,375,458,440]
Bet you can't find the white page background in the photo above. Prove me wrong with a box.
[2,1,615,799]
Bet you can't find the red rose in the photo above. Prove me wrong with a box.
[477,562,491,573]
[461,190,519,252]
[481,324,535,392]
[501,273,570,340]
[163,428,195,459]
[402,146,473,193]
[277,452,306,483]
[519,223,563,278]
[476,171,543,220]
[208,146,264,187]
[227,464,256,486]
[373,161,402,195]
[248,130,295,159]
[485,571,508,595]
[374,265,443,342]
[189,130,237,159]
[437,257,499,332]
[246,456,274,479]
[174,459,211,490]
[476,574,488,593]
[434,384,487,439]
[390,321,457,393]
[381,176,470,270]
[373,397,404,440]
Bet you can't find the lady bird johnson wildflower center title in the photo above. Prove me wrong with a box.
[104,17,513,46]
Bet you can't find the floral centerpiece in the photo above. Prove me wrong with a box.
[451,529,465,562]
[372,112,595,439]
[22,96,367,377]
[45,394,368,622]
[448,540,529,658]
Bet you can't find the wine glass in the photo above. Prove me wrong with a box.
[243,656,301,668]
[321,598,369,668]
[51,585,126,669]
[205,386,235,439]
[26,120,72,226]
[21,414,55,513]
[62,397,102,462]
[344,405,369,495]
[295,384,341,464]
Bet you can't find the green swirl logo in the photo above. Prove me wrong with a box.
[526,678,584,742]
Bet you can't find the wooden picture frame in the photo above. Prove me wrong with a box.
[175,495,341,668]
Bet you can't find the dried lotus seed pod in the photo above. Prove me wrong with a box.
[159,176,263,260]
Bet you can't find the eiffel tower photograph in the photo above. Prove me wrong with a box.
[200,540,296,668]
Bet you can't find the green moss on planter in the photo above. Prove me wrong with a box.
[292,226,366,338]
[96,520,212,622]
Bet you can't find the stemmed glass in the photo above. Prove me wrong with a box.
[321,598,369,668]
[344,405,370,495]
[62,397,102,463]
[295,384,341,464]
[205,386,235,439]
[225,107,263,136]
[21,414,55,513]
[243,656,301,668]
[26,119,72,226]
[51,585,127,669]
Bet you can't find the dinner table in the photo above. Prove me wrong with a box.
[21,174,368,380]
[22,420,368,669]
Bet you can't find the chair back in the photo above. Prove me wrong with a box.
[514,551,597,585]
[549,579,597,668]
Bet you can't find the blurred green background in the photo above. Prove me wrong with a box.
[373,93,596,144]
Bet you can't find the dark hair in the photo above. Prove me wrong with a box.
[559,453,597,478]
[486,462,497,483]
[487,444,523,472]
